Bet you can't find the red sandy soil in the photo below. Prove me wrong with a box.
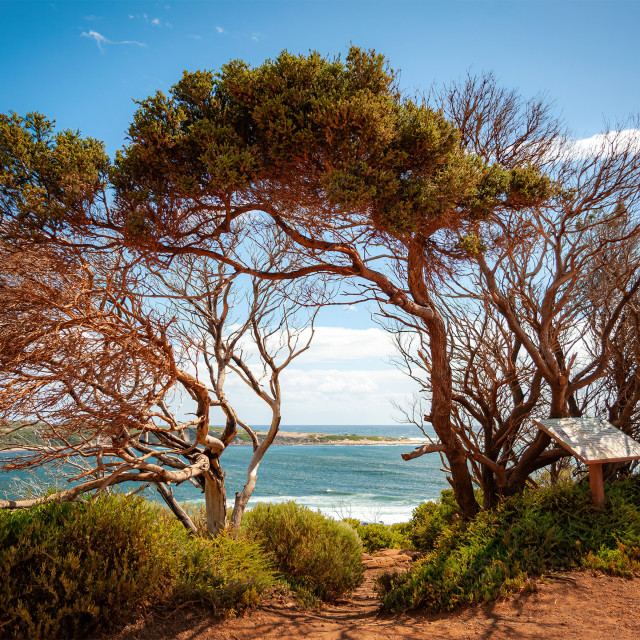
[110,551,640,640]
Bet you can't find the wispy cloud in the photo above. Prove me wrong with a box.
[187,34,202,40]
[216,25,225,34]
[152,17,172,28]
[251,34,260,42]
[128,13,170,28]
[81,30,147,53]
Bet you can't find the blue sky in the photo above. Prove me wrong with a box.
[2,0,638,153]
[1,0,638,425]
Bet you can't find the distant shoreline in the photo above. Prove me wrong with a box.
[234,430,427,447]
[1,430,428,453]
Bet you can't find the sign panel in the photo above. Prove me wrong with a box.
[535,418,640,464]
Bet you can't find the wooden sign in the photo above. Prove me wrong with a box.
[534,417,640,506]
[535,417,640,464]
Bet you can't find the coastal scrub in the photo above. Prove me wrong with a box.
[0,494,274,639]
[378,477,640,613]
[241,501,364,602]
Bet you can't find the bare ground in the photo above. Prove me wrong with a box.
[111,552,640,640]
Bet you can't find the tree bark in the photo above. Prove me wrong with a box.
[155,482,198,535]
[405,242,480,518]
[230,413,282,529]
[204,457,227,535]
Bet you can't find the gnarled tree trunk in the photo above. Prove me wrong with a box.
[205,457,227,535]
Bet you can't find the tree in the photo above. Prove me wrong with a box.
[384,297,545,509]
[1,50,555,517]
[112,51,556,516]
[0,237,315,535]
[386,115,640,503]
[0,243,215,526]
[152,236,317,530]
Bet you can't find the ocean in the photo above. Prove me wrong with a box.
[0,425,449,524]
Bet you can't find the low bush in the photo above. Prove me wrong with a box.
[241,501,364,602]
[0,495,183,639]
[378,477,640,613]
[407,490,460,551]
[175,531,275,612]
[0,494,275,639]
[344,519,413,553]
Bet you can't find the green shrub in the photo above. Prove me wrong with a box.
[0,494,276,639]
[407,490,460,551]
[343,519,413,553]
[0,494,184,639]
[175,531,275,612]
[241,501,364,602]
[379,477,640,613]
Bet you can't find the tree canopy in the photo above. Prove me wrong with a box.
[5,47,620,521]
[111,47,551,255]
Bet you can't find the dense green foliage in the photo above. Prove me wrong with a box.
[407,489,464,551]
[0,495,274,639]
[241,501,364,602]
[175,530,275,611]
[344,518,412,553]
[111,47,552,243]
[0,112,109,239]
[378,478,640,613]
[343,489,464,553]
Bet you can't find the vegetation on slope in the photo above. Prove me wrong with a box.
[0,494,274,639]
[3,475,640,639]
[378,477,640,613]
[241,501,365,603]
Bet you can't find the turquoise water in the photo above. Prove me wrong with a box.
[0,425,447,523]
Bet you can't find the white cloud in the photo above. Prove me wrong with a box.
[251,34,259,42]
[520,128,640,165]
[150,17,171,28]
[282,368,406,395]
[298,326,395,363]
[187,34,202,40]
[81,30,146,52]
[280,368,415,424]
[201,367,415,425]
[181,326,414,425]
[192,326,395,367]
[216,26,225,34]
[570,129,640,158]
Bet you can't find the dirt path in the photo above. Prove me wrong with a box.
[114,553,640,640]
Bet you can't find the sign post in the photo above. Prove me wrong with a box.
[587,463,605,507]
[534,418,640,506]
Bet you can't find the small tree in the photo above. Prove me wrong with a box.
[155,237,317,530]
[0,238,315,534]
